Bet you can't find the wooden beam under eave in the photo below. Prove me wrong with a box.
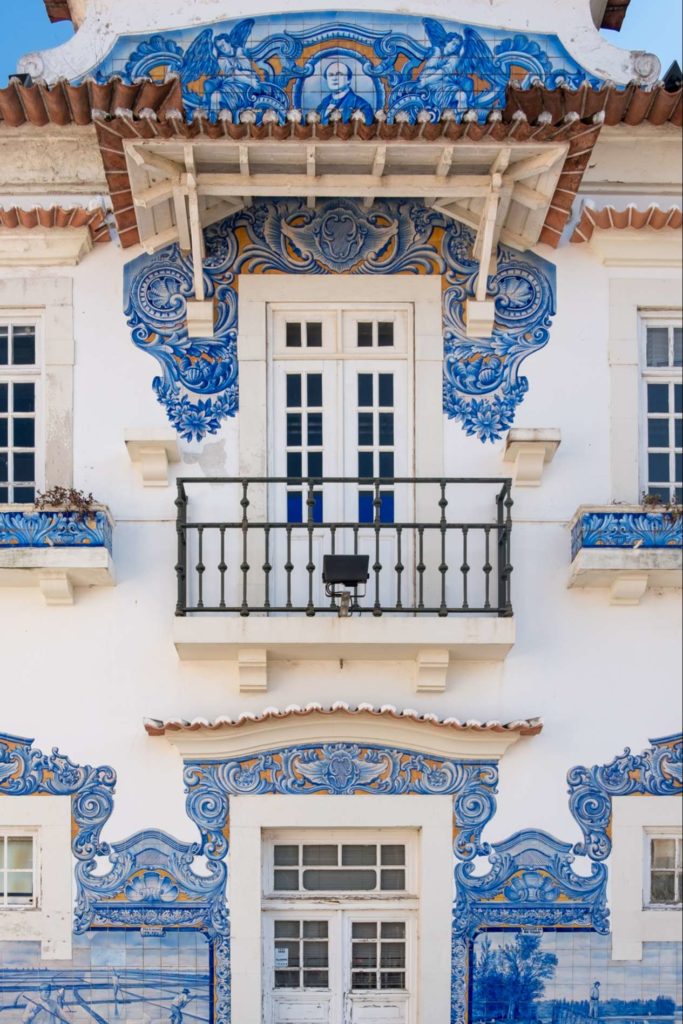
[195,172,493,200]
[503,149,565,183]
[141,226,180,254]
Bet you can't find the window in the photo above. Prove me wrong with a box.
[0,833,35,908]
[647,835,682,907]
[0,321,40,503]
[351,920,406,991]
[641,317,682,503]
[272,841,407,894]
[273,919,329,989]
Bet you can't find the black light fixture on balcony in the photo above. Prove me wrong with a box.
[322,554,370,616]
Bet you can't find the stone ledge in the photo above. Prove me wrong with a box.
[503,428,561,486]
[172,614,515,693]
[568,547,682,605]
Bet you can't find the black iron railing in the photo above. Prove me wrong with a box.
[175,477,513,616]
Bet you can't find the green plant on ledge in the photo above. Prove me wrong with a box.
[34,486,97,522]
[641,491,683,523]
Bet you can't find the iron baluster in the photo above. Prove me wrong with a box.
[174,482,188,616]
[395,525,404,610]
[502,482,514,615]
[483,525,492,610]
[196,526,205,610]
[372,480,382,616]
[240,480,250,616]
[285,525,293,609]
[263,525,271,610]
[218,525,227,610]
[438,481,448,616]
[329,524,338,610]
[417,525,425,610]
[461,525,469,610]
[306,481,315,616]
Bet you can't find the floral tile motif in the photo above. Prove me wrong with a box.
[570,511,683,561]
[124,198,556,444]
[0,510,113,553]
[87,13,605,124]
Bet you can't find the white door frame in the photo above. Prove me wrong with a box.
[228,794,454,1023]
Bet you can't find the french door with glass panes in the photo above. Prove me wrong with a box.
[268,303,414,610]
[262,832,417,1024]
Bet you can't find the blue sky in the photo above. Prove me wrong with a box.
[0,0,681,84]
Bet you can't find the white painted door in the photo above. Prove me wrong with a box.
[268,304,414,611]
[263,911,414,1024]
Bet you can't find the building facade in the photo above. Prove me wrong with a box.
[0,0,681,1021]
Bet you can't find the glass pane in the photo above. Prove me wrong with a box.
[647,486,667,502]
[378,452,394,477]
[13,419,35,448]
[275,971,300,989]
[352,944,377,969]
[673,327,682,366]
[357,322,373,347]
[381,846,405,866]
[379,412,394,445]
[357,374,373,407]
[275,921,300,938]
[648,419,669,448]
[306,322,322,348]
[381,922,405,939]
[14,487,34,503]
[303,845,337,866]
[0,487,7,502]
[13,383,35,413]
[0,329,8,364]
[0,384,7,412]
[353,923,377,939]
[0,419,7,447]
[13,453,35,482]
[381,972,405,990]
[274,869,300,891]
[307,413,322,446]
[652,839,676,867]
[7,838,32,870]
[287,452,302,478]
[342,845,376,866]
[303,921,328,938]
[358,412,373,445]
[651,872,676,903]
[275,941,300,968]
[381,943,405,969]
[302,869,376,891]
[6,872,32,898]
[307,452,322,478]
[675,418,682,448]
[378,322,394,347]
[646,327,670,367]
[303,971,328,988]
[676,453,682,481]
[274,846,299,867]
[358,452,374,478]
[379,491,394,524]
[12,328,36,366]
[675,384,682,414]
[380,869,405,891]
[0,452,7,482]
[307,374,322,407]
[352,972,377,990]
[358,491,373,523]
[378,374,393,406]
[649,453,670,483]
[303,942,328,968]
[286,374,301,408]
[0,840,4,868]
[286,322,302,347]
[286,413,301,446]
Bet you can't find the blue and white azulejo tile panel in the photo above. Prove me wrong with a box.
[86,12,605,123]
[571,511,683,561]
[123,198,557,444]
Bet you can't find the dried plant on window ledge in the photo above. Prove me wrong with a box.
[34,486,97,522]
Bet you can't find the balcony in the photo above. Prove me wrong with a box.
[0,505,115,605]
[172,477,515,691]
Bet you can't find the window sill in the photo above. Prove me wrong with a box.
[568,506,682,604]
[0,505,115,604]
[172,614,515,693]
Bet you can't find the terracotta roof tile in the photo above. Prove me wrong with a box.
[0,77,183,128]
[571,204,683,242]
[43,0,72,23]
[143,703,544,737]
[600,0,632,31]
[0,205,110,242]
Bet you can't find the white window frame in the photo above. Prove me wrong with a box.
[0,314,45,503]
[0,278,74,503]
[643,829,682,909]
[639,311,682,503]
[609,794,683,960]
[262,827,418,901]
[0,828,38,909]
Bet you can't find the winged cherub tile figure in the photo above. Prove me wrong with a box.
[420,19,508,111]
[179,21,261,115]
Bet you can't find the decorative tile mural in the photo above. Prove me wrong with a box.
[0,932,211,1024]
[0,510,113,553]
[123,199,556,443]
[571,512,683,562]
[87,13,604,123]
[471,934,682,1024]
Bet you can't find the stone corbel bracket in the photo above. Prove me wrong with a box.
[503,427,561,486]
[124,430,181,486]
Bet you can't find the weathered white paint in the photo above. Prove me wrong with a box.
[16,0,660,87]
[610,796,683,961]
